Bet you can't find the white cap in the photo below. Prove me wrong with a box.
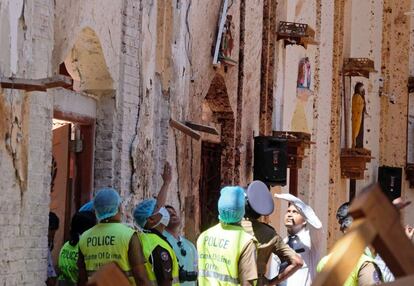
[274,193,322,229]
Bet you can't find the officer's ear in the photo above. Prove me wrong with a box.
[146,216,155,228]
[146,213,160,228]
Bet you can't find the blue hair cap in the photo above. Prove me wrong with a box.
[218,186,246,224]
[93,188,121,221]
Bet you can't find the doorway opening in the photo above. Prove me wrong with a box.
[50,116,94,263]
[199,141,223,232]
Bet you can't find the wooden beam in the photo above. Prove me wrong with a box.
[184,121,219,135]
[0,75,73,92]
[312,218,378,286]
[170,119,201,140]
[314,184,414,286]
[43,75,73,89]
[350,184,414,277]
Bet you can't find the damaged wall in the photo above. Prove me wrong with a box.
[380,0,413,223]
[0,0,54,284]
[271,0,414,251]
[270,0,335,252]
[127,0,265,235]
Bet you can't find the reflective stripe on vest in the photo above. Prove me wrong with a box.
[138,232,180,286]
[317,254,378,286]
[86,270,133,277]
[198,270,239,284]
[79,223,136,285]
[197,223,254,286]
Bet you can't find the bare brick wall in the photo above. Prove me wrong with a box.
[94,91,117,191]
[117,0,142,201]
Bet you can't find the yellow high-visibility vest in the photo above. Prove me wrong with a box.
[317,253,379,286]
[138,232,180,286]
[58,241,79,284]
[79,223,136,285]
[197,223,254,286]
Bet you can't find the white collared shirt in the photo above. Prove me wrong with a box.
[279,227,322,286]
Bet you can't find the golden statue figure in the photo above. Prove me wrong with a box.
[351,82,367,148]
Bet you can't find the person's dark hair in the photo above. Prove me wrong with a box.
[49,212,60,230]
[69,211,96,246]
[354,82,364,93]
[245,201,261,220]
[336,202,353,232]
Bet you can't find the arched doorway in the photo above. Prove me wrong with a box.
[50,27,113,263]
[199,75,235,231]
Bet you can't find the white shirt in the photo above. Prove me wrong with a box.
[279,227,322,286]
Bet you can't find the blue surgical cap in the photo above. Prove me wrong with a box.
[218,186,246,224]
[93,188,121,221]
[133,199,157,228]
[79,201,94,212]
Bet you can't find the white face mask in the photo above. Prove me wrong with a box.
[152,207,170,228]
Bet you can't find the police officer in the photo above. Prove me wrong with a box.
[58,211,96,285]
[132,162,180,286]
[197,186,258,285]
[317,202,383,286]
[163,205,198,286]
[133,199,180,286]
[241,181,303,285]
[77,188,150,286]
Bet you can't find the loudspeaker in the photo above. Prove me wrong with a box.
[378,166,402,202]
[253,136,288,186]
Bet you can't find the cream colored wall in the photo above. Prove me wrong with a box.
[407,1,414,224]
[53,0,123,86]
[270,0,335,253]
[379,0,413,225]
[347,0,383,195]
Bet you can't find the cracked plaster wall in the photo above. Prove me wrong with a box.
[0,0,54,284]
[4,0,414,281]
[126,0,265,237]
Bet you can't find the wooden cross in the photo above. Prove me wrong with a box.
[313,183,414,286]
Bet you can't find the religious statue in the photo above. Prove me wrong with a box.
[351,82,367,148]
[219,15,237,65]
[297,57,311,89]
